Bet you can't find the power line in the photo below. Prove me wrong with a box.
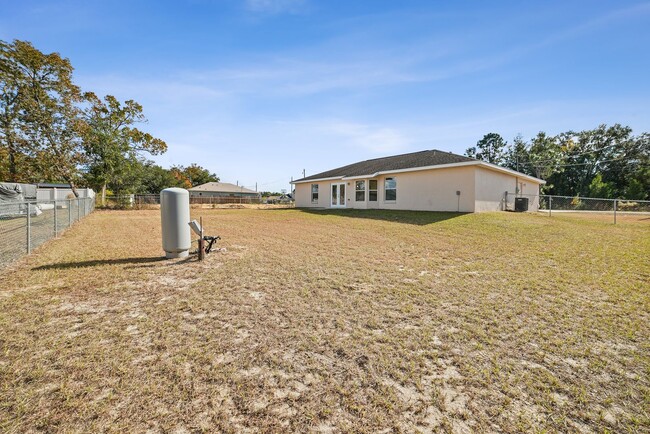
[526,157,643,169]
[515,142,633,165]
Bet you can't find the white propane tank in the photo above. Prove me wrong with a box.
[160,188,191,258]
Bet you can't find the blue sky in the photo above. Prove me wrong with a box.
[1,0,649,192]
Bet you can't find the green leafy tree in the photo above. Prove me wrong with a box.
[623,176,648,200]
[0,40,69,183]
[260,191,283,197]
[0,40,24,181]
[14,40,86,196]
[136,161,185,193]
[587,173,615,198]
[504,134,532,175]
[528,132,564,191]
[600,129,649,198]
[550,124,636,197]
[622,133,649,199]
[500,126,648,198]
[170,164,219,188]
[466,133,507,165]
[81,93,167,204]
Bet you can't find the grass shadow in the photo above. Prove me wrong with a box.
[294,208,467,226]
[33,256,168,270]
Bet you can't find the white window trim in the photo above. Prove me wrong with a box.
[384,177,397,203]
[368,179,378,202]
[311,184,319,203]
[355,180,366,202]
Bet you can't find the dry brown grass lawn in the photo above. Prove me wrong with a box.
[1,209,648,433]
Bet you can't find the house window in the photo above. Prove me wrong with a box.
[355,181,365,201]
[311,184,319,203]
[368,180,378,201]
[385,177,397,201]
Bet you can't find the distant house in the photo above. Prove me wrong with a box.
[291,150,545,212]
[189,182,261,199]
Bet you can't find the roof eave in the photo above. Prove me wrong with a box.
[476,162,546,184]
[292,160,545,185]
[291,176,344,184]
[291,162,480,184]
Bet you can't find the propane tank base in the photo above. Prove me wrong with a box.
[165,250,189,259]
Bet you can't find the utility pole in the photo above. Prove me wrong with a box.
[302,169,306,178]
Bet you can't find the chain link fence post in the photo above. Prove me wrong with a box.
[549,196,552,217]
[54,200,58,236]
[68,199,72,227]
[26,203,31,254]
[614,199,617,224]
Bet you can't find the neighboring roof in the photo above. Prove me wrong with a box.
[37,183,70,188]
[291,149,545,184]
[189,182,259,194]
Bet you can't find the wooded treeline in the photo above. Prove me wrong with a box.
[0,39,218,201]
[466,125,649,199]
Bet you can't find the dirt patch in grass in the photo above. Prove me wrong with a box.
[0,209,648,432]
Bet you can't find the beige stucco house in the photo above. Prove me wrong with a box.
[291,150,545,212]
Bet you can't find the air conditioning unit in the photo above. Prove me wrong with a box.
[515,197,529,212]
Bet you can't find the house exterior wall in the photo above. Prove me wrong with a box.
[294,182,327,208]
[295,166,476,212]
[518,177,541,211]
[353,167,476,212]
[294,165,542,212]
[474,167,541,212]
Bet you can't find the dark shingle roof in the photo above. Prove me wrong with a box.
[295,150,475,182]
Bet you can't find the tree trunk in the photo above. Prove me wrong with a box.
[3,123,17,181]
[8,143,16,182]
[102,183,107,205]
[69,182,79,198]
[62,175,79,198]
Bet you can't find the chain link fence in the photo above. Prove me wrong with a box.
[99,194,281,209]
[0,197,95,269]
[505,192,650,223]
